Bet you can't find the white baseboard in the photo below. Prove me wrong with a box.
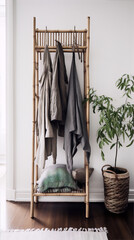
[15,190,30,202]
[7,189,134,202]
[14,188,105,202]
[6,188,16,201]
[128,189,134,202]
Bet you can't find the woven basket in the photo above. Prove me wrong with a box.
[102,165,129,214]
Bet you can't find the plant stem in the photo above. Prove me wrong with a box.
[115,136,119,168]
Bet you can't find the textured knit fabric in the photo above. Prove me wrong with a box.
[50,41,68,137]
[0,229,108,240]
[64,53,91,172]
[36,45,57,169]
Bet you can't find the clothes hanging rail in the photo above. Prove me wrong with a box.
[31,17,90,218]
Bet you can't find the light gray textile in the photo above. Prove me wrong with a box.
[36,45,57,169]
[50,41,68,137]
[64,53,91,172]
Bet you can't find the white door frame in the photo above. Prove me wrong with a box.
[6,0,16,200]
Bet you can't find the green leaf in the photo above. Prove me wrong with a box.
[93,106,96,113]
[101,150,105,160]
[126,140,134,147]
[122,131,125,141]
[110,143,116,149]
[99,141,104,149]
[119,142,123,148]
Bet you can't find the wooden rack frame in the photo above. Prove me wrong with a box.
[30,17,90,218]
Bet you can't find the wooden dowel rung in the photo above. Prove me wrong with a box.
[83,32,86,46]
[35,33,37,45]
[35,45,87,49]
[53,33,54,46]
[42,32,43,46]
[39,32,41,46]
[78,33,80,45]
[35,46,86,50]
[79,33,82,46]
[55,32,57,42]
[81,33,82,46]
[63,33,65,45]
[71,33,73,45]
[65,33,67,46]
[51,33,53,46]
[36,49,85,53]
[37,31,38,46]
[66,32,68,46]
[58,32,60,41]
[68,33,70,45]
[70,33,72,45]
[45,35,46,46]
[61,32,62,43]
[44,32,46,45]
[49,33,51,46]
[48,33,49,46]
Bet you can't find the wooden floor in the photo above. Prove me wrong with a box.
[0,201,133,240]
[0,166,134,240]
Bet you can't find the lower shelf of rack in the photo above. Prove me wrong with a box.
[33,183,86,197]
[33,192,86,196]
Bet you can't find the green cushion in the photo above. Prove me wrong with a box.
[37,164,78,193]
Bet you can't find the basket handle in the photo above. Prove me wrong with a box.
[101,164,117,178]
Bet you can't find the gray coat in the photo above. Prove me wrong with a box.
[36,45,57,169]
[50,41,68,137]
[63,53,91,172]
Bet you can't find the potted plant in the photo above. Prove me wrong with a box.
[86,74,134,213]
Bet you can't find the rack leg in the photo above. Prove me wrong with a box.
[31,16,36,219]
[84,153,86,204]
[35,164,38,203]
[85,163,89,218]
[30,195,34,218]
[86,201,89,218]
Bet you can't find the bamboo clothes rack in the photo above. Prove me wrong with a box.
[31,17,90,218]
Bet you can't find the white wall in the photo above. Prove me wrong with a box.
[6,0,134,202]
[0,1,6,163]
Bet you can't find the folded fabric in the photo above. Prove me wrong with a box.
[37,164,78,193]
[72,168,94,184]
